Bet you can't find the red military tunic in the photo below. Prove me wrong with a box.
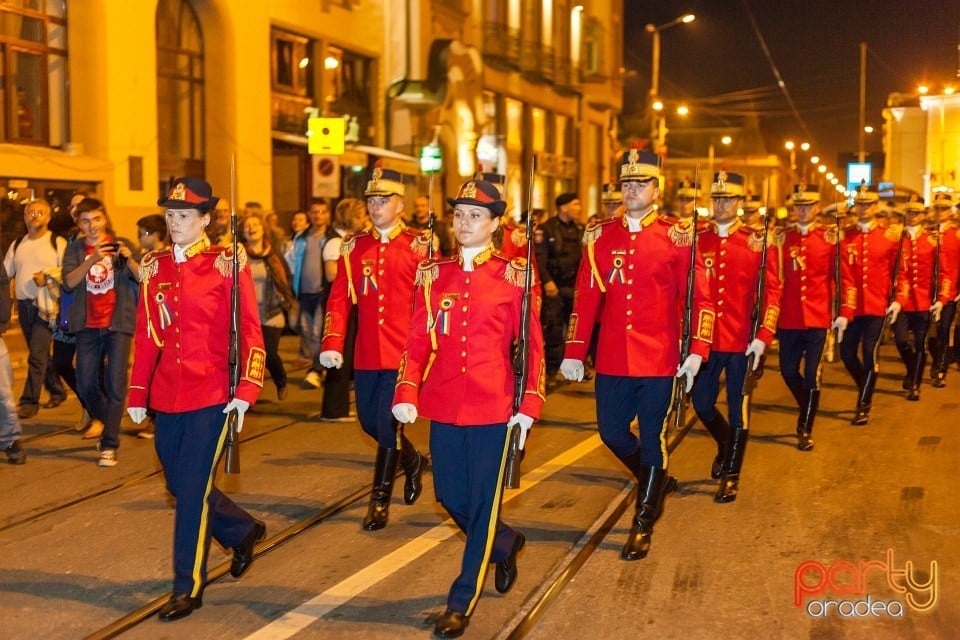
[393,248,545,424]
[129,239,266,412]
[498,223,531,261]
[776,223,839,330]
[698,220,782,351]
[321,223,430,370]
[839,221,903,320]
[564,212,714,376]
[895,227,958,311]
[938,223,960,302]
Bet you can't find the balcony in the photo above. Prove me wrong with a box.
[482,22,521,72]
[519,41,554,84]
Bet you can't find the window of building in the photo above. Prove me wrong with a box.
[271,28,313,135]
[322,45,373,145]
[156,0,205,183]
[0,1,68,146]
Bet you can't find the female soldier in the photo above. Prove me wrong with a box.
[127,177,267,621]
[392,178,545,638]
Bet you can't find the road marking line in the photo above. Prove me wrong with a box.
[243,434,604,640]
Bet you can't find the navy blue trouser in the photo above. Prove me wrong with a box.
[894,311,929,375]
[691,351,748,428]
[431,422,518,616]
[840,315,885,385]
[595,374,675,469]
[354,369,400,448]
[155,405,257,596]
[778,328,828,391]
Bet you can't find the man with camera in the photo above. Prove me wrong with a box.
[62,198,139,467]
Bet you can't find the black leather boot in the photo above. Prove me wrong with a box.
[851,370,876,425]
[714,427,748,503]
[621,465,669,561]
[399,431,428,505]
[797,389,818,451]
[907,351,925,401]
[363,447,399,531]
[701,413,731,480]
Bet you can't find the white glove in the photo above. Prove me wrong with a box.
[886,301,902,323]
[318,350,343,369]
[507,413,534,449]
[127,407,147,424]
[676,354,703,393]
[392,402,418,424]
[930,301,944,322]
[223,398,251,433]
[560,358,584,382]
[831,316,849,343]
[745,338,766,371]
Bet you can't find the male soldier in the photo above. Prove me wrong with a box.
[560,149,713,560]
[893,198,956,400]
[691,171,781,503]
[832,184,904,425]
[536,192,583,385]
[927,192,960,386]
[742,193,763,228]
[593,182,622,222]
[408,194,452,257]
[674,178,700,220]
[318,165,428,531]
[776,184,838,450]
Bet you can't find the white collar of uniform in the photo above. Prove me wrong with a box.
[715,220,735,238]
[797,222,813,235]
[906,225,921,240]
[460,243,492,272]
[857,220,876,233]
[375,223,400,243]
[625,216,642,232]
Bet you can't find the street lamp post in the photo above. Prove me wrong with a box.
[646,12,695,150]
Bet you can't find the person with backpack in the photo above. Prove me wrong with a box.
[2,198,67,419]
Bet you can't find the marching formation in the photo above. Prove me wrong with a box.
[2,151,957,638]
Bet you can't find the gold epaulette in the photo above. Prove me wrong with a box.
[884,224,904,242]
[582,220,604,245]
[139,249,162,284]
[340,233,360,256]
[747,228,768,252]
[410,230,432,258]
[510,225,528,247]
[414,259,440,288]
[503,257,528,287]
[773,228,787,247]
[213,245,248,278]
[667,218,694,247]
[927,233,940,247]
[823,226,840,245]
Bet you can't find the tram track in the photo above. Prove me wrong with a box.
[0,410,327,534]
[80,406,699,640]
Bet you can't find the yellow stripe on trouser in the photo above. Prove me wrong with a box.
[658,377,676,468]
[465,430,512,616]
[190,415,231,597]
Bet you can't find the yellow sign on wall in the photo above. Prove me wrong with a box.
[308,117,345,155]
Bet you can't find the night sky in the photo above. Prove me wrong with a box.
[623,0,960,175]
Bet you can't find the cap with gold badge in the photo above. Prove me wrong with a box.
[710,170,745,198]
[364,162,406,198]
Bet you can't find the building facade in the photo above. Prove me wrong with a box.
[0,0,621,240]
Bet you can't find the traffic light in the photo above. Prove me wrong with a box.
[420,141,442,174]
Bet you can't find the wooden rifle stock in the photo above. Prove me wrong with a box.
[742,210,771,397]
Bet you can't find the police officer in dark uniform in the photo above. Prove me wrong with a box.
[535,192,583,383]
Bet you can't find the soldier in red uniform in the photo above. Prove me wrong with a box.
[392,178,545,639]
[560,149,713,560]
[127,178,267,621]
[318,166,429,531]
[832,184,904,425]
[691,171,781,503]
[776,184,838,450]
[595,182,623,221]
[893,198,956,400]
[927,192,960,386]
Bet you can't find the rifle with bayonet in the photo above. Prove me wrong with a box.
[911,219,941,386]
[670,163,701,429]
[504,158,536,489]
[223,156,241,474]
[872,225,907,365]
[427,173,436,259]
[742,201,771,398]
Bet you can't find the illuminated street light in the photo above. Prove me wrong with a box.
[784,140,795,151]
[810,155,820,164]
[707,135,733,177]
[647,12,696,149]
[818,165,827,174]
[652,100,664,112]
[918,84,929,95]
[945,86,956,95]
[800,142,810,152]
[863,125,874,134]
[675,104,689,116]
[826,172,834,181]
